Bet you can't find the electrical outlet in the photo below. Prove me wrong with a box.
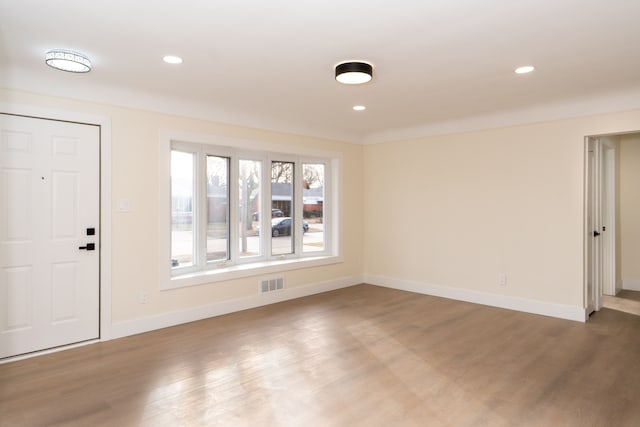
[498,273,507,286]
[139,291,148,304]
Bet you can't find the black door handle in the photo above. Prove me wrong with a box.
[79,243,95,251]
[593,231,601,237]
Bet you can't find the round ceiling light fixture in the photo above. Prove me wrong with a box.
[515,65,535,74]
[45,49,91,73]
[335,61,373,84]
[163,55,183,64]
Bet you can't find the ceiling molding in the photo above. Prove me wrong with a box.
[361,87,640,144]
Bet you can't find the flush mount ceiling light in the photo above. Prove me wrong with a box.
[353,105,366,111]
[515,65,535,74]
[335,61,373,84]
[45,49,91,73]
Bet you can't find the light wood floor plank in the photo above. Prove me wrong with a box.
[1,285,639,426]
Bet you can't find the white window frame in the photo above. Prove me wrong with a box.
[159,131,342,290]
[236,152,267,264]
[268,155,298,259]
[300,159,331,256]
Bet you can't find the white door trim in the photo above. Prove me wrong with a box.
[0,102,112,341]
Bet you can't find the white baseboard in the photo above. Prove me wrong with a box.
[623,280,640,291]
[109,273,588,341]
[110,275,363,340]
[363,274,586,322]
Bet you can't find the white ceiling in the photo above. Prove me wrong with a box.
[2,0,640,144]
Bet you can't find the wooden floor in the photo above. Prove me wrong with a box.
[602,290,640,316]
[1,285,639,427]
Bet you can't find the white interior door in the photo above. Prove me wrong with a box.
[585,137,601,316]
[0,114,100,359]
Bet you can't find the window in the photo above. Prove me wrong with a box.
[303,163,325,253]
[163,136,340,288]
[238,159,261,259]
[171,150,195,268]
[206,155,229,263]
[271,161,294,255]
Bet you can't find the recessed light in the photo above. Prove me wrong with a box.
[45,49,91,73]
[163,55,183,64]
[353,105,366,111]
[515,65,535,74]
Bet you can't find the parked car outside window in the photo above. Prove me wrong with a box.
[256,217,309,237]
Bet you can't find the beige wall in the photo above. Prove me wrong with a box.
[4,86,640,323]
[363,111,640,307]
[0,89,364,324]
[619,133,640,286]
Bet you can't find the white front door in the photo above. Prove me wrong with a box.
[0,114,100,359]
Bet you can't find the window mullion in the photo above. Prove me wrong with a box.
[197,148,208,269]
[228,155,239,264]
[294,159,303,256]
[323,161,331,254]
[263,155,272,259]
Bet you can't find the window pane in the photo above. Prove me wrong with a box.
[303,163,325,252]
[206,155,230,262]
[271,161,294,255]
[239,159,261,258]
[171,150,195,268]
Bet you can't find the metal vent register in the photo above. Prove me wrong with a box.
[260,277,284,293]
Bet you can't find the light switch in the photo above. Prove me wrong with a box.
[118,199,131,212]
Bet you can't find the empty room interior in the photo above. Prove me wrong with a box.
[1,1,640,426]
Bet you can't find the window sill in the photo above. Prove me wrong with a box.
[162,255,343,290]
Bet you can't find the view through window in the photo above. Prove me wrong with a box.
[169,141,333,279]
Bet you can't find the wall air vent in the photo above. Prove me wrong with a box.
[260,277,284,294]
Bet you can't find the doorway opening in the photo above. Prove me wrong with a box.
[584,131,640,318]
[601,291,640,316]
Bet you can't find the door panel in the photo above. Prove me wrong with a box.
[586,137,603,316]
[5,168,32,240]
[52,171,79,238]
[51,262,79,323]
[3,266,33,331]
[586,138,595,315]
[0,114,100,358]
